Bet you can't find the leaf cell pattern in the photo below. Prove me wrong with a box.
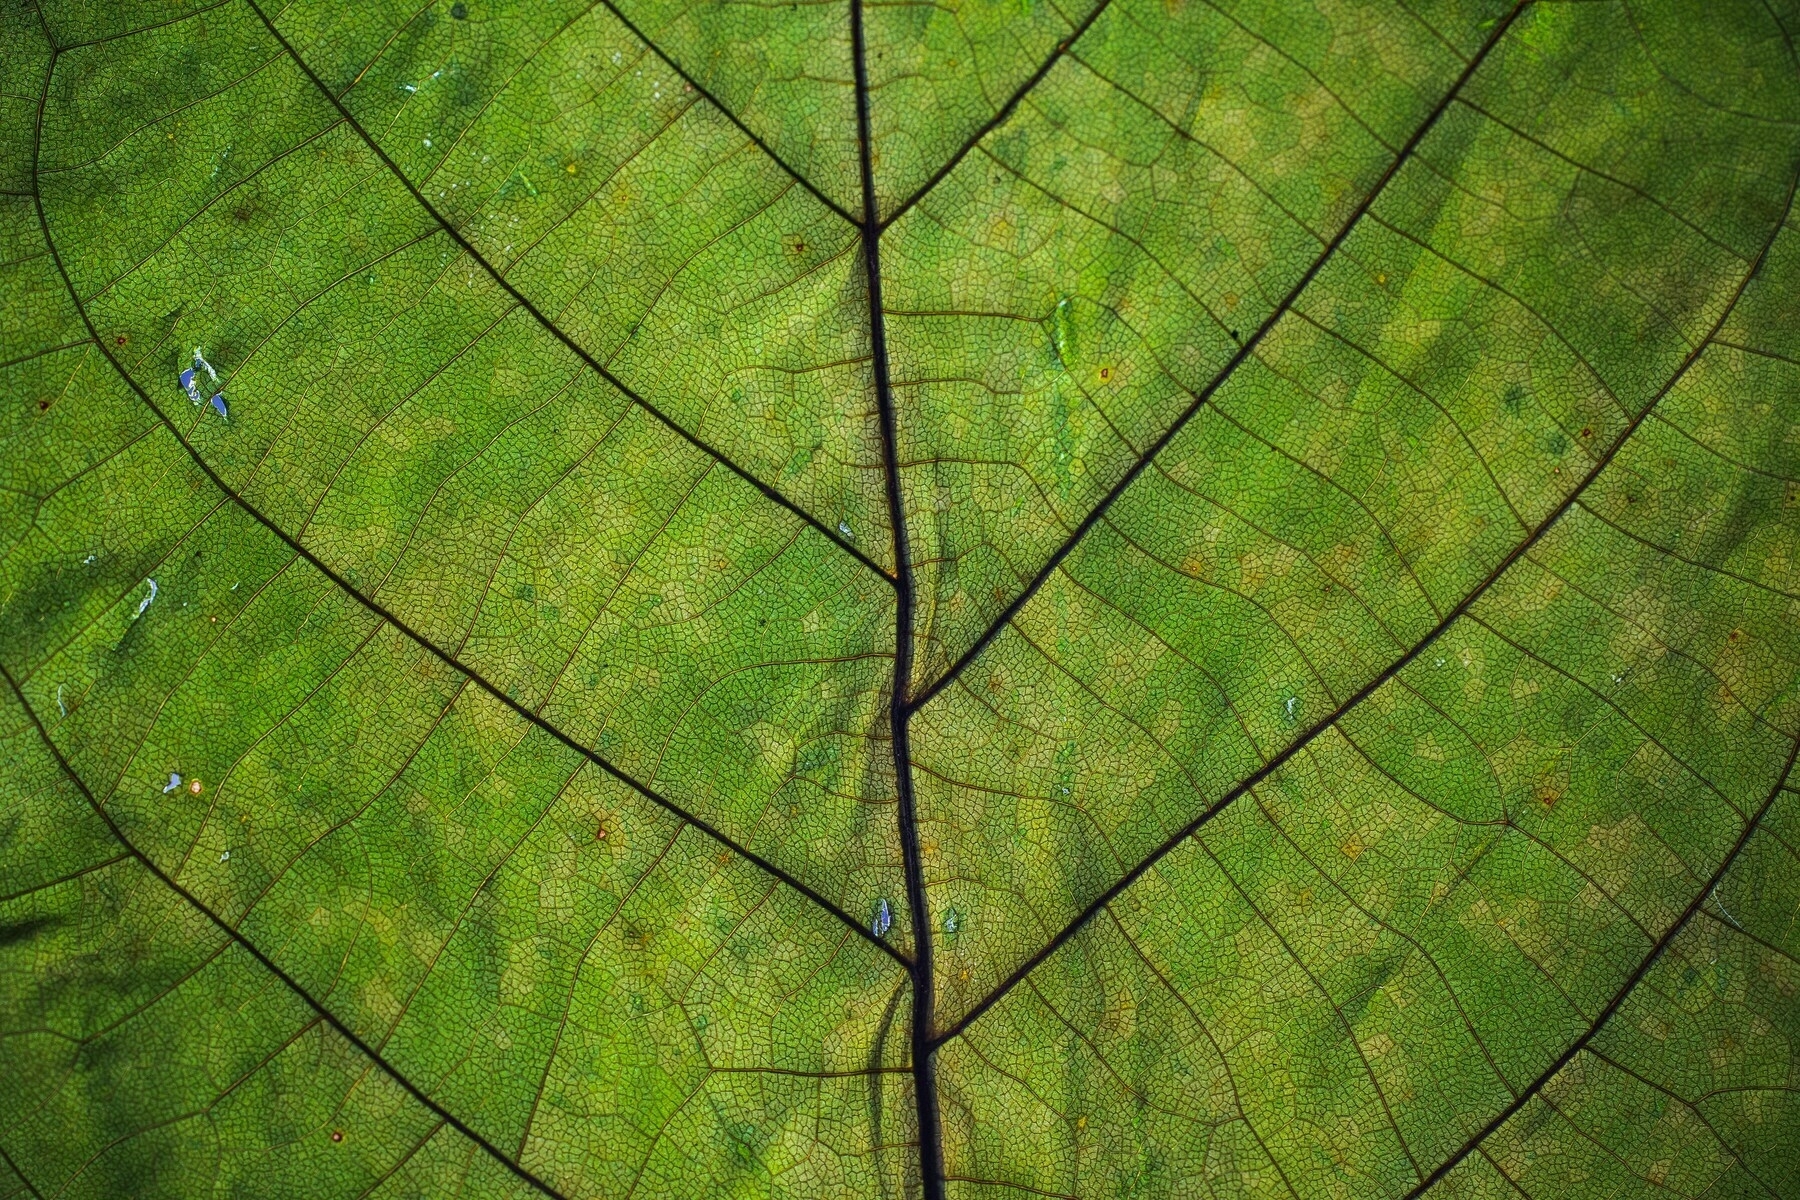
[1,0,1798,1197]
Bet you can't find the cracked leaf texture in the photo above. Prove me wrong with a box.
[2,0,1799,1197]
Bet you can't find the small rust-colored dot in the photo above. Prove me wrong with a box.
[595,823,608,840]
[38,399,50,411]
[330,1130,344,1144]
[188,779,204,795]
[1729,628,1743,642]
[114,335,128,346]
[1580,427,1593,438]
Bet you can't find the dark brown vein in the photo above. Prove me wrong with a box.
[581,0,861,226]
[0,1144,45,1200]
[849,0,945,1191]
[880,0,1119,229]
[1400,738,1800,1198]
[0,663,573,1200]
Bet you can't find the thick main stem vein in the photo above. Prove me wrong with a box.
[847,2,944,1195]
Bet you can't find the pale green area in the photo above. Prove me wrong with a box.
[2,0,1798,1196]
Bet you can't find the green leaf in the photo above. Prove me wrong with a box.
[2,0,1798,1196]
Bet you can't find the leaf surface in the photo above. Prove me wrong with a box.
[2,0,1798,1196]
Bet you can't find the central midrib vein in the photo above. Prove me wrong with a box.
[846,0,947,1195]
